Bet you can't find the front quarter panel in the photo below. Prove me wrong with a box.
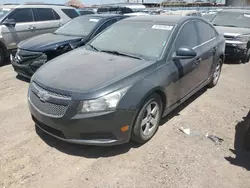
[118,60,179,112]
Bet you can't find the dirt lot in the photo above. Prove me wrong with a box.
[0,62,250,188]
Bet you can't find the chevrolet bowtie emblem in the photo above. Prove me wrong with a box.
[37,90,49,102]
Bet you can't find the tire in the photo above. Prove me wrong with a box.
[207,58,223,88]
[0,47,4,66]
[241,48,250,64]
[131,93,163,144]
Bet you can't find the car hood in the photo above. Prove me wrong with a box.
[215,26,250,36]
[18,33,84,52]
[33,48,155,98]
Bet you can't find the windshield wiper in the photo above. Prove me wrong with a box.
[88,44,99,51]
[215,24,237,27]
[100,50,143,60]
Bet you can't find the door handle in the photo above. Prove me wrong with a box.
[195,57,202,65]
[29,25,36,30]
[213,47,217,53]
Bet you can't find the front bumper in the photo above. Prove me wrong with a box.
[29,99,136,146]
[10,50,47,79]
[11,57,34,79]
[225,44,247,59]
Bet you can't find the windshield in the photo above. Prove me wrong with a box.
[212,11,250,28]
[88,21,174,60]
[54,16,100,36]
[0,8,10,19]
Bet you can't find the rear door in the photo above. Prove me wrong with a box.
[33,8,62,35]
[195,20,218,83]
[1,8,35,49]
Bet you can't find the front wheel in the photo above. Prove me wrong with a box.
[207,59,222,88]
[131,93,162,144]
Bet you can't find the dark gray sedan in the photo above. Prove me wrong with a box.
[28,15,225,146]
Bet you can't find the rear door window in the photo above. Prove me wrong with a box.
[7,8,34,23]
[196,21,217,44]
[36,8,57,21]
[61,9,79,18]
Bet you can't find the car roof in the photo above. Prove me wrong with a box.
[0,4,75,9]
[123,15,196,24]
[221,8,250,13]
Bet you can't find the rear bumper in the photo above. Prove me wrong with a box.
[29,101,136,146]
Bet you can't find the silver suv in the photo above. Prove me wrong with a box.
[0,4,79,65]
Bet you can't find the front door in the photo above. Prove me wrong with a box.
[1,8,35,50]
[171,20,203,100]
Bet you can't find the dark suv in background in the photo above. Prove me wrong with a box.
[97,6,133,15]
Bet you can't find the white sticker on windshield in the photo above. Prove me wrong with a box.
[152,25,173,30]
[244,14,250,18]
[89,18,99,22]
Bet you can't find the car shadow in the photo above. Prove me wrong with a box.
[225,110,250,171]
[224,59,240,64]
[35,126,140,158]
[160,87,207,126]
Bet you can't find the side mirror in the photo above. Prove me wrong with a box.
[173,47,197,60]
[3,19,16,27]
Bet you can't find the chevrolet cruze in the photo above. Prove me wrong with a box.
[28,16,225,146]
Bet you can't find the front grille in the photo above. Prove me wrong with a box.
[30,92,68,117]
[15,49,43,64]
[33,116,66,139]
[29,82,71,117]
[224,35,235,40]
[31,82,70,99]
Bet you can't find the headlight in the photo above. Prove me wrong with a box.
[234,35,250,42]
[56,44,72,52]
[78,86,130,113]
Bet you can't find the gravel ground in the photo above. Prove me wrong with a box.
[0,62,250,188]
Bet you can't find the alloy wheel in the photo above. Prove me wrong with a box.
[140,101,160,136]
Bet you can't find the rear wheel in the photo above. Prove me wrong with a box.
[0,47,4,66]
[131,93,162,144]
[207,58,222,88]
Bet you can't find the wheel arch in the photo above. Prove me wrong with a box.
[137,87,167,117]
